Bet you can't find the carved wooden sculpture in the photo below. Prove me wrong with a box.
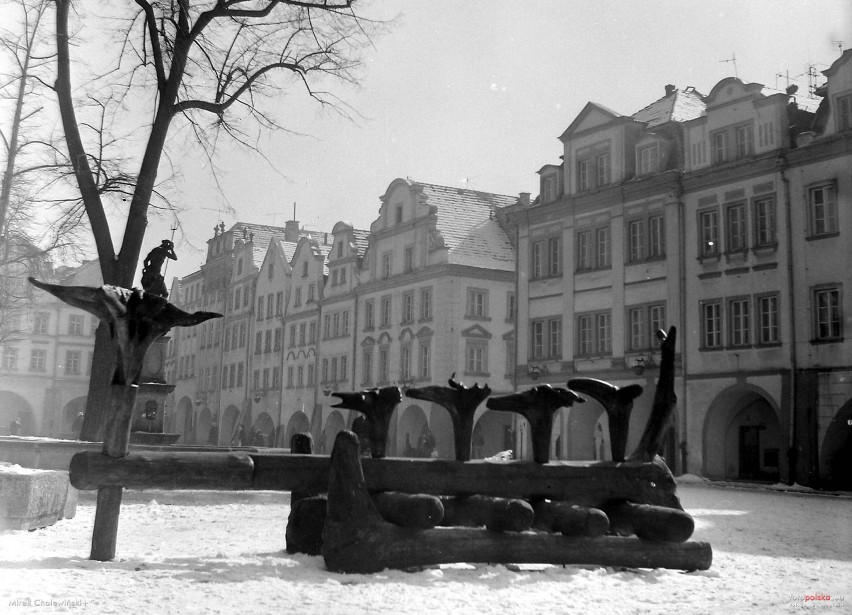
[28,278,220,561]
[330,386,402,458]
[405,373,491,461]
[485,385,585,463]
[567,378,643,462]
[321,430,712,573]
[630,327,677,462]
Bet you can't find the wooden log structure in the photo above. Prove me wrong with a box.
[604,501,695,543]
[70,451,685,510]
[405,374,491,461]
[485,385,585,463]
[373,492,444,529]
[322,431,712,573]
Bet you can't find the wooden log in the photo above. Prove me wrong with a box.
[73,450,684,510]
[286,495,327,556]
[604,501,695,543]
[440,495,533,532]
[322,431,712,573]
[373,492,444,529]
[69,451,255,491]
[486,386,584,463]
[532,500,609,537]
[567,378,643,462]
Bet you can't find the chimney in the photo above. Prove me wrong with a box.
[519,192,531,207]
[665,84,676,97]
[285,220,300,242]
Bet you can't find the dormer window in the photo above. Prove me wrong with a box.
[395,205,403,224]
[637,144,659,175]
[838,93,852,131]
[337,242,343,258]
[542,175,558,203]
[237,258,243,275]
[576,143,611,192]
[302,261,308,277]
[595,153,611,186]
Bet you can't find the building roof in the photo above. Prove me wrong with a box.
[414,181,517,271]
[632,87,706,127]
[227,222,325,269]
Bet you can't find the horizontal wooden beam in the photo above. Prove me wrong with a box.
[69,452,255,491]
[70,451,682,509]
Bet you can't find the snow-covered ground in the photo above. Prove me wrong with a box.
[1,483,850,615]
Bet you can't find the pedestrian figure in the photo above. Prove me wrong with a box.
[9,416,21,436]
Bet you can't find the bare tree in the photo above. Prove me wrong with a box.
[51,0,385,440]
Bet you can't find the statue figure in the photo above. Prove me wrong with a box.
[141,240,177,298]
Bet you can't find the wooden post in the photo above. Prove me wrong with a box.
[90,383,137,561]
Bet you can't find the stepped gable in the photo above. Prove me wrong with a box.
[632,87,706,127]
[416,182,517,271]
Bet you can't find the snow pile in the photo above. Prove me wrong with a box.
[0,485,850,614]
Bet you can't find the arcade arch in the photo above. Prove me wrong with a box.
[819,399,852,490]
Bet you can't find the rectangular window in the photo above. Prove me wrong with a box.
[333,313,340,337]
[299,323,306,346]
[757,294,780,345]
[595,153,611,187]
[340,355,348,382]
[649,215,665,258]
[400,345,411,380]
[2,346,19,371]
[467,289,488,318]
[33,312,49,335]
[365,299,375,329]
[29,349,46,372]
[68,314,84,335]
[628,220,645,262]
[342,311,350,336]
[530,317,561,360]
[289,325,296,348]
[726,203,747,252]
[307,284,315,303]
[419,342,431,379]
[420,288,432,320]
[273,367,281,389]
[65,350,81,375]
[530,240,544,279]
[548,237,561,276]
[542,174,558,202]
[465,344,487,374]
[728,298,750,347]
[712,130,728,164]
[578,159,590,191]
[404,246,414,273]
[253,370,260,391]
[379,348,389,383]
[276,292,283,315]
[264,330,272,353]
[255,331,262,354]
[577,314,593,356]
[321,358,329,383]
[753,196,777,247]
[294,287,301,306]
[287,366,293,388]
[701,301,722,349]
[402,292,415,323]
[809,183,838,236]
[237,363,244,387]
[736,124,754,158]
[307,364,315,386]
[297,366,304,387]
[596,227,611,268]
[267,295,274,318]
[838,93,852,131]
[234,288,241,311]
[331,357,338,382]
[596,312,611,354]
[507,292,516,321]
[274,328,282,351]
[813,287,842,341]
[637,144,659,175]
[628,307,646,351]
[309,321,317,343]
[699,210,720,257]
[362,350,373,385]
[332,270,339,287]
[505,339,515,377]
[380,296,391,327]
[382,252,392,279]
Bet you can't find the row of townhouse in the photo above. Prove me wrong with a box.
[164,182,521,459]
[500,51,852,488]
[0,256,102,437]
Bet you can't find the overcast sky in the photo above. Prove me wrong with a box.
[8,1,851,283]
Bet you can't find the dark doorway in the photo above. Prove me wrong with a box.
[739,425,761,479]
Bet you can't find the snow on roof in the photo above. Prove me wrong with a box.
[415,182,517,270]
[632,87,706,127]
